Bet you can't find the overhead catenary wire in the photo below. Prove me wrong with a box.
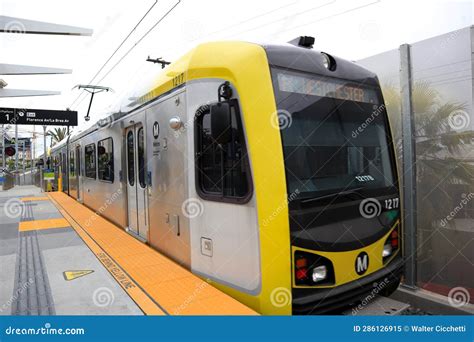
[72,0,182,111]
[69,0,159,109]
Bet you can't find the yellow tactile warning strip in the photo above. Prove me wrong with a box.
[48,195,165,316]
[19,218,70,232]
[48,192,257,316]
[20,196,50,202]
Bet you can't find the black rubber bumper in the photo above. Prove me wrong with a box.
[292,256,404,315]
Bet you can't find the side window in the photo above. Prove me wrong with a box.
[195,99,252,202]
[84,143,96,179]
[62,153,67,174]
[76,146,81,176]
[69,150,75,177]
[127,131,134,186]
[137,128,146,188]
[98,137,114,182]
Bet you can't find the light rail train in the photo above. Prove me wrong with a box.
[45,36,403,314]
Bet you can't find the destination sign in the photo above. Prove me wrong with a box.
[0,107,78,126]
[277,72,379,104]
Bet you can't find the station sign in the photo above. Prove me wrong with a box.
[0,107,78,126]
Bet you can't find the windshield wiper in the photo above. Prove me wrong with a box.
[300,187,365,204]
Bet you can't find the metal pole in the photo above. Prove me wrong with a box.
[22,141,25,184]
[32,126,35,176]
[66,125,70,195]
[42,125,47,191]
[1,124,4,169]
[14,124,18,184]
[400,44,417,288]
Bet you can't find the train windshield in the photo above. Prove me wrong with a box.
[271,68,397,202]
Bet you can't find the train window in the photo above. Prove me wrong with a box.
[69,150,75,177]
[195,99,252,203]
[84,143,96,179]
[127,131,134,186]
[62,153,67,175]
[98,138,114,183]
[137,128,146,188]
[75,146,81,176]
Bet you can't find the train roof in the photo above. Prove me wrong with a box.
[55,39,378,150]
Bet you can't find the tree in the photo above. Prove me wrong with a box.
[383,81,474,291]
[47,127,69,146]
[383,81,474,226]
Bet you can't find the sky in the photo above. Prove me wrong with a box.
[0,0,473,156]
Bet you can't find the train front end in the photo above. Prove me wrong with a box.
[264,40,404,314]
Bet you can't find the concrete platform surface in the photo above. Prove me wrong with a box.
[0,186,257,316]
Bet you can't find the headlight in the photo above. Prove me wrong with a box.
[294,251,335,286]
[382,244,393,258]
[321,52,336,71]
[312,265,327,283]
[383,225,400,263]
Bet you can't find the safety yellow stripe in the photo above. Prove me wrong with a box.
[19,218,69,232]
[20,196,49,202]
[47,192,257,316]
[47,193,165,316]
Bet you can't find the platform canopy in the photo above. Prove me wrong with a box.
[0,89,60,98]
[0,15,93,36]
[0,63,72,75]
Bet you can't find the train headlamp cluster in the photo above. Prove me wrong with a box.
[312,265,327,283]
[294,251,335,286]
[382,225,400,262]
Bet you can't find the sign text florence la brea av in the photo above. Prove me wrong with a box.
[0,107,78,126]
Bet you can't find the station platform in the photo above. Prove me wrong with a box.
[0,186,256,316]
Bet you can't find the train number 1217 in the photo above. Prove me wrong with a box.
[384,198,399,210]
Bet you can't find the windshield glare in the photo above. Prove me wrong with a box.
[272,69,396,200]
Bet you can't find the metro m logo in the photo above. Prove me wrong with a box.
[355,252,369,275]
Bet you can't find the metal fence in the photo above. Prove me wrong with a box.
[358,26,474,301]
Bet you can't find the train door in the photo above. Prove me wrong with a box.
[61,151,68,193]
[69,149,77,198]
[75,145,82,202]
[125,123,149,240]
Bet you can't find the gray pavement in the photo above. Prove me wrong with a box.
[0,185,143,315]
